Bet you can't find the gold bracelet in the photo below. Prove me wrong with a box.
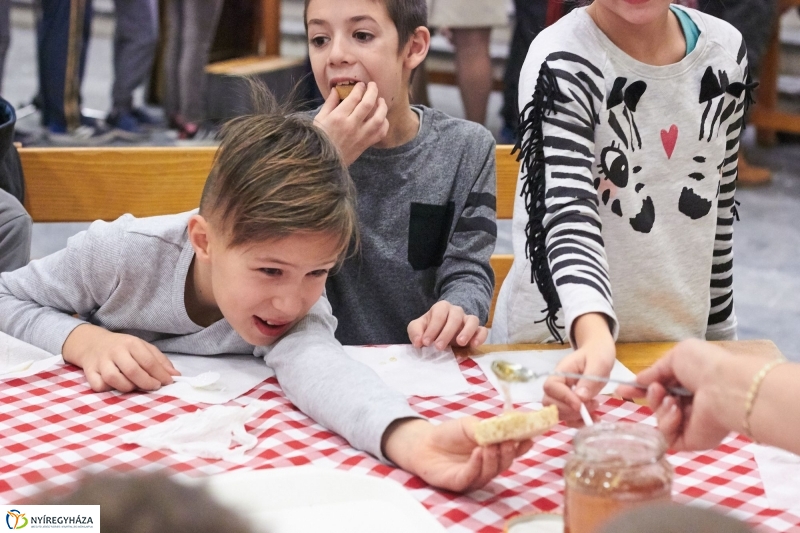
[743,358,786,442]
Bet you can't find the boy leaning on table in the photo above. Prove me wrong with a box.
[0,96,532,493]
[305,0,497,349]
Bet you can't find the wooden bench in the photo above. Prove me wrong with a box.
[18,144,519,326]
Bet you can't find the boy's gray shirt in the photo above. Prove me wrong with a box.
[317,105,497,345]
[0,211,418,461]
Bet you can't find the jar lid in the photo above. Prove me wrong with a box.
[504,512,563,533]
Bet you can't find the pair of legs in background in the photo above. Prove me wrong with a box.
[163,0,223,138]
[35,0,157,135]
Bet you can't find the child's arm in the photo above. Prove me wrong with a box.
[313,82,389,165]
[543,312,615,423]
[0,220,178,391]
[261,297,528,491]
[706,52,750,340]
[517,52,617,420]
[382,417,532,493]
[408,132,496,349]
[62,324,178,392]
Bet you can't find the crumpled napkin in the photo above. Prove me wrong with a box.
[0,331,63,379]
[749,443,800,511]
[121,401,268,461]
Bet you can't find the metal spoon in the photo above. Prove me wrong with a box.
[490,360,693,397]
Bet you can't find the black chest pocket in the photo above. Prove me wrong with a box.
[408,201,455,271]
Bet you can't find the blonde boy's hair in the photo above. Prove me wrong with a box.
[303,0,427,51]
[199,86,357,259]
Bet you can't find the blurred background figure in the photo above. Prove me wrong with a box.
[163,0,224,139]
[0,0,10,95]
[500,0,549,143]
[698,0,778,185]
[33,473,254,533]
[106,0,159,137]
[427,0,507,125]
[37,0,104,140]
[0,97,30,273]
[599,503,754,533]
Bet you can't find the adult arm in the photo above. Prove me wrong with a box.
[617,339,800,454]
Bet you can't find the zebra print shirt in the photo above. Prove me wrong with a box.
[492,6,749,344]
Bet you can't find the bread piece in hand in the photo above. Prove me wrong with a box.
[335,84,355,100]
[474,405,558,445]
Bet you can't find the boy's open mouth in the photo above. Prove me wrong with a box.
[254,316,291,338]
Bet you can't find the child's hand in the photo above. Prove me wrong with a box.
[313,81,389,165]
[382,417,533,493]
[407,301,488,350]
[543,313,616,424]
[62,324,180,393]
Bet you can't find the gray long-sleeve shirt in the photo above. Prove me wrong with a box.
[321,105,498,345]
[0,211,418,460]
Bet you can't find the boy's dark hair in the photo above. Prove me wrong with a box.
[303,0,427,50]
[199,83,357,258]
[32,473,254,533]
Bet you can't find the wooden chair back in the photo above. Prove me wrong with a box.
[19,144,520,326]
[489,144,517,327]
[19,147,216,223]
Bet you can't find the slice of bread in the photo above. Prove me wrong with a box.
[335,84,355,100]
[474,405,559,446]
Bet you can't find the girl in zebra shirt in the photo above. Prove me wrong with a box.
[490,0,754,423]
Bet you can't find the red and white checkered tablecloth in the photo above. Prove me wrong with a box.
[1,358,799,532]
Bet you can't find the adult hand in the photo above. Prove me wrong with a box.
[543,313,615,424]
[616,339,736,451]
[383,418,533,493]
[62,324,179,393]
[407,300,488,350]
[313,81,389,165]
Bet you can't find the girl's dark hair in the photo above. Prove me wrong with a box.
[199,82,358,259]
[304,0,427,51]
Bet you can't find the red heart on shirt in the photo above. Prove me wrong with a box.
[661,125,678,159]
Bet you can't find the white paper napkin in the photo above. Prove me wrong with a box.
[121,401,268,461]
[474,348,637,404]
[749,443,800,511]
[343,345,470,397]
[0,331,63,380]
[148,354,275,405]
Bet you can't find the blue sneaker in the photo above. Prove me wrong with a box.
[130,107,162,128]
[107,110,148,140]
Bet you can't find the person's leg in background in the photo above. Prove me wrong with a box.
[163,0,183,131]
[450,27,492,125]
[177,0,223,124]
[0,0,10,95]
[699,0,777,185]
[108,0,159,134]
[37,0,94,135]
[500,0,548,143]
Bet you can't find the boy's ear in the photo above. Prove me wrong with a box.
[187,214,213,261]
[403,25,430,71]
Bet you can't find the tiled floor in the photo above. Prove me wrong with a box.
[10,5,800,360]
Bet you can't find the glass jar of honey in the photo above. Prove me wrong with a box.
[564,422,672,533]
